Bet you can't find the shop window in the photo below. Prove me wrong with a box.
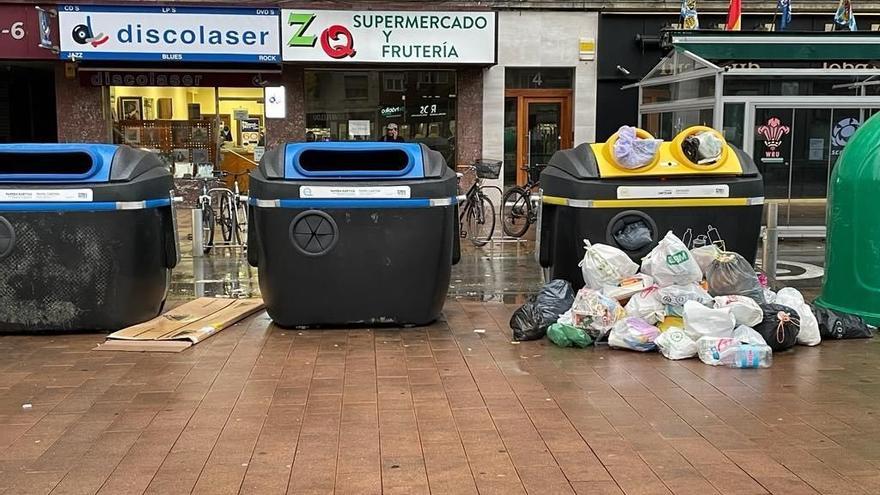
[305,70,457,165]
[505,68,574,89]
[344,75,370,100]
[722,103,745,148]
[503,97,518,186]
[723,76,860,96]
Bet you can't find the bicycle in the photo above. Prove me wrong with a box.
[226,171,249,246]
[501,163,545,238]
[195,172,244,254]
[458,159,502,247]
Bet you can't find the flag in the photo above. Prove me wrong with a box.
[834,0,857,31]
[726,0,742,30]
[681,0,699,29]
[778,0,792,31]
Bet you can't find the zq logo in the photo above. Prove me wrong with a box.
[71,15,109,47]
[287,13,356,59]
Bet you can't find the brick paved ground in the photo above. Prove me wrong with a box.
[2,300,879,494]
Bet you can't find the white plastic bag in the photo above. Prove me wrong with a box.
[612,125,662,169]
[659,284,713,316]
[579,241,639,290]
[624,287,666,324]
[683,300,736,340]
[713,295,763,327]
[733,325,767,345]
[602,274,654,301]
[655,327,698,360]
[775,288,821,346]
[691,245,722,273]
[609,317,661,352]
[641,231,703,287]
[763,289,777,304]
[570,288,626,336]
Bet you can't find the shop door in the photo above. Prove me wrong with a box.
[504,92,572,186]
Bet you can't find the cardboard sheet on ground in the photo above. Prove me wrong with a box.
[94,298,265,352]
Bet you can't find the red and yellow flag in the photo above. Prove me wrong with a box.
[726,0,742,30]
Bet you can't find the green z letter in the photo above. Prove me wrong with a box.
[288,13,317,47]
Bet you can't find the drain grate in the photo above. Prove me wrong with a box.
[289,210,338,256]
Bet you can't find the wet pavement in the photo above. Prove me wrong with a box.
[0,210,857,495]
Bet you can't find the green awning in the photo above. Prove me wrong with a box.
[672,32,880,61]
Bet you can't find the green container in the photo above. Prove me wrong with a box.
[816,112,880,325]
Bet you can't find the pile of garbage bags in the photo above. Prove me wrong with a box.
[511,230,873,369]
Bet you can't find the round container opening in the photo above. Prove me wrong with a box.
[606,210,659,257]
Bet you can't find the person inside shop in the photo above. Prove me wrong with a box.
[219,124,232,143]
[380,123,405,142]
[306,131,317,142]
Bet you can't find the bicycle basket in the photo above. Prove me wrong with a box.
[474,160,502,179]
[528,164,547,184]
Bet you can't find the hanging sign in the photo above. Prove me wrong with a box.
[281,9,496,64]
[0,5,57,59]
[58,5,281,62]
[756,116,791,163]
[831,117,860,157]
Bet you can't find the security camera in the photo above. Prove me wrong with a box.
[616,65,631,76]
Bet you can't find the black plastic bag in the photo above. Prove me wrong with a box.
[811,305,874,340]
[536,279,575,323]
[510,280,575,342]
[614,221,654,251]
[510,300,546,341]
[755,304,800,351]
[706,251,766,303]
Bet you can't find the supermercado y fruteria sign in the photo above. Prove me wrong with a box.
[281,10,496,64]
[58,5,280,63]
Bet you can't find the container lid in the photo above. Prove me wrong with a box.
[0,144,164,184]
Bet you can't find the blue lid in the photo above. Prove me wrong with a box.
[0,144,118,183]
[284,142,426,180]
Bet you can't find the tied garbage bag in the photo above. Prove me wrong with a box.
[579,241,639,290]
[659,284,713,317]
[705,251,765,303]
[810,305,874,340]
[624,286,666,324]
[509,300,546,341]
[613,220,654,252]
[536,279,576,324]
[571,288,626,339]
[548,323,593,348]
[641,231,703,286]
[713,295,763,327]
[697,337,773,368]
[510,280,576,341]
[683,300,736,340]
[612,125,662,169]
[775,288,821,346]
[609,317,661,352]
[755,304,800,351]
[691,245,723,273]
[602,274,655,301]
[681,131,724,165]
[655,327,698,360]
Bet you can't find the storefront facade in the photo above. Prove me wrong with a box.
[280,8,496,168]
[0,4,58,142]
[633,31,880,226]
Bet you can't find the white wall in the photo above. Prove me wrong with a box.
[482,10,599,192]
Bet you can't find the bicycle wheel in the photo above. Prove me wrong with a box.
[467,194,495,247]
[501,187,532,238]
[235,201,248,245]
[219,195,234,242]
[201,204,215,255]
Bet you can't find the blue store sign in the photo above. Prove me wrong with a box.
[58,5,280,63]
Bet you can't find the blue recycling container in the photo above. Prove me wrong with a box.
[247,142,460,327]
[0,144,178,332]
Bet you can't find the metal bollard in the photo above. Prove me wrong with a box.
[192,208,203,258]
[762,202,779,286]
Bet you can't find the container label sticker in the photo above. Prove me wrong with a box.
[0,189,94,202]
[617,185,729,199]
[299,186,411,199]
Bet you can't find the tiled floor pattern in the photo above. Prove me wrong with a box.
[2,301,879,494]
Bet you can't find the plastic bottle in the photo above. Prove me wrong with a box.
[697,337,772,368]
